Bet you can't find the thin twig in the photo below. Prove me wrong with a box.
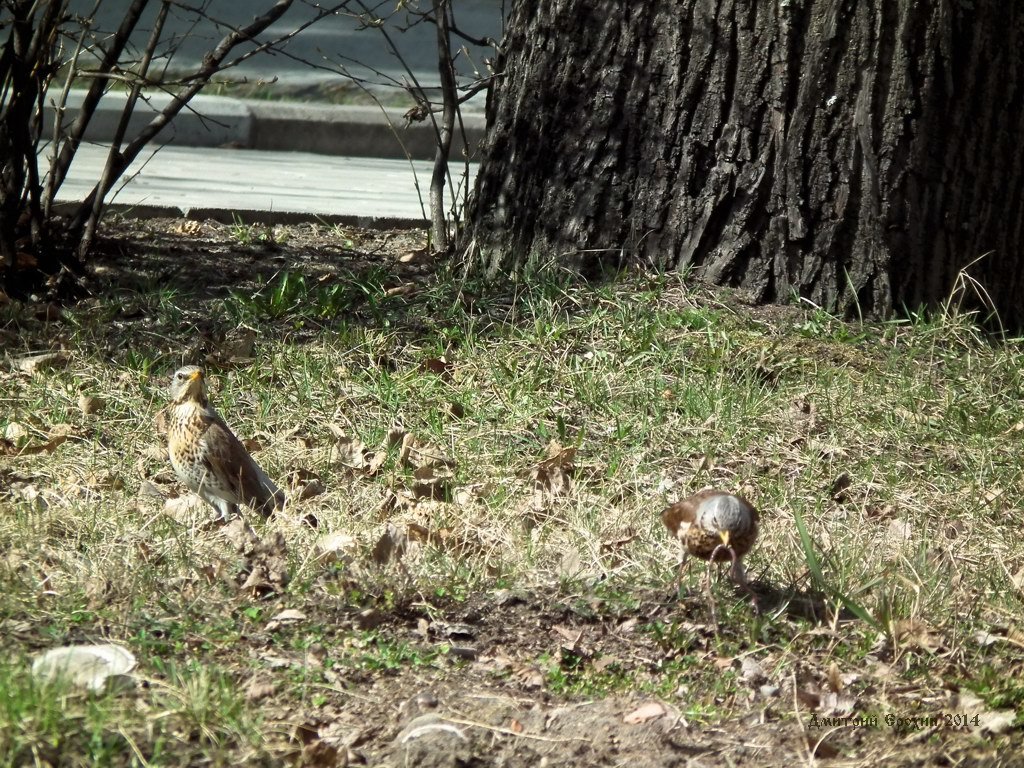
[428,0,456,250]
[69,0,297,246]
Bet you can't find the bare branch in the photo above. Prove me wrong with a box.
[46,0,150,199]
[44,0,99,219]
[78,0,171,255]
[69,0,297,239]
[428,0,455,251]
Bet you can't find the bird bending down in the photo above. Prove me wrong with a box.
[166,365,285,521]
[661,489,759,588]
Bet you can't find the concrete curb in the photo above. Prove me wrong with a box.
[44,90,486,161]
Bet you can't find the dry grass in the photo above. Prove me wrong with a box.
[1,218,1023,765]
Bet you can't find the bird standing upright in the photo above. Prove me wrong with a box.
[166,365,285,521]
[661,489,759,587]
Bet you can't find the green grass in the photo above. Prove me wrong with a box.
[3,222,1024,763]
[0,658,266,767]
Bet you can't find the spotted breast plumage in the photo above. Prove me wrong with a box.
[166,365,285,520]
[661,489,759,585]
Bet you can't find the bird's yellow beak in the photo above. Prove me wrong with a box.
[189,370,203,382]
[718,530,731,547]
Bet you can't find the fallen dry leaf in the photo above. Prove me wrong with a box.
[82,471,124,491]
[328,431,384,476]
[623,701,666,725]
[315,532,358,564]
[1,423,71,454]
[887,518,913,542]
[222,518,259,551]
[266,609,307,631]
[817,690,857,716]
[153,408,169,437]
[399,247,430,264]
[286,468,326,500]
[511,663,544,690]
[557,548,583,579]
[372,524,409,565]
[78,394,106,416]
[239,532,290,597]
[982,487,1005,507]
[892,618,943,654]
[328,434,368,467]
[15,484,48,511]
[241,437,264,453]
[552,625,585,654]
[385,426,408,448]
[980,709,1017,734]
[740,657,766,685]
[1007,625,1024,649]
[956,691,1017,734]
[5,422,28,441]
[32,643,136,693]
[398,431,416,466]
[411,465,452,501]
[530,440,576,503]
[170,220,204,236]
[599,530,637,557]
[244,676,277,703]
[398,433,457,471]
[217,327,257,364]
[301,739,341,768]
[454,484,489,506]
[163,494,208,523]
[826,661,843,693]
[17,352,68,375]
[974,629,1002,648]
[384,283,415,298]
[421,356,453,378]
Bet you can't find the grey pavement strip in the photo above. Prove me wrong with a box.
[52,142,478,226]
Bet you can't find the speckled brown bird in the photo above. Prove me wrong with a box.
[661,489,759,585]
[166,366,284,520]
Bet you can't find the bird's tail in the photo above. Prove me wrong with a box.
[244,459,286,516]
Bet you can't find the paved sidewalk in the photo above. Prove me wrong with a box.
[54,143,478,226]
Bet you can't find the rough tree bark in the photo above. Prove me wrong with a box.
[462,0,1024,322]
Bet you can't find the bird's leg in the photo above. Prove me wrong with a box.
[199,497,238,529]
[674,539,690,597]
[704,540,759,615]
[703,555,719,631]
[726,554,759,614]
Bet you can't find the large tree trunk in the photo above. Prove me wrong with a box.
[462,0,1024,322]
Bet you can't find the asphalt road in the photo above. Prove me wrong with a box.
[52,142,478,223]
[67,0,503,91]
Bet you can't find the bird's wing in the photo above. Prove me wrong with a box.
[661,499,698,537]
[200,411,284,514]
